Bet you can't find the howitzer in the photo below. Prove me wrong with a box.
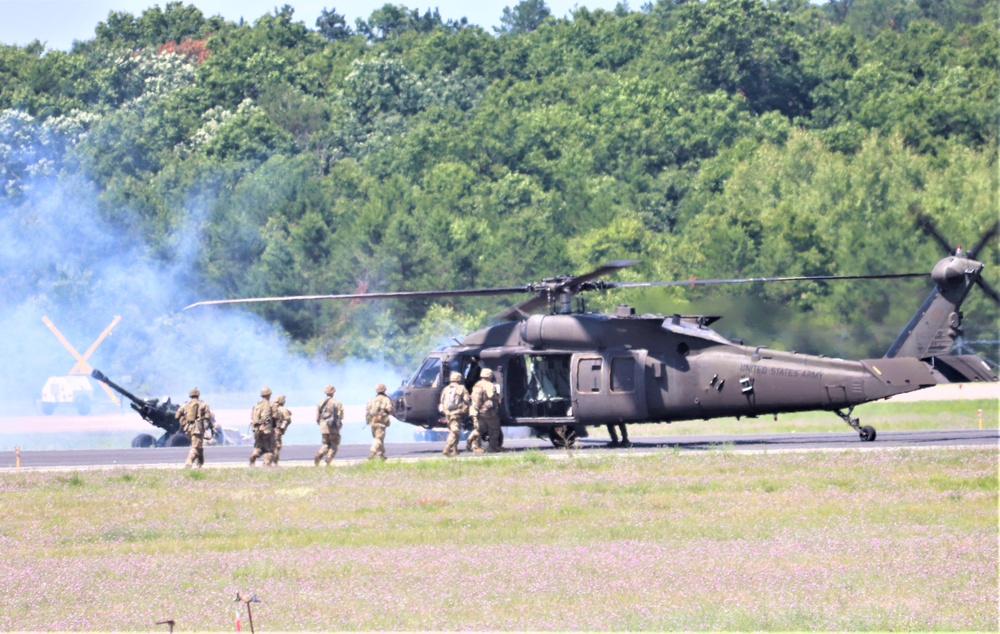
[91,369,189,448]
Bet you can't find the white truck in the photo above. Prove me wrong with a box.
[40,375,97,415]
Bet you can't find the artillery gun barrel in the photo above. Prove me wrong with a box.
[90,369,180,435]
[91,369,144,406]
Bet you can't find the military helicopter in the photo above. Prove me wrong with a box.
[186,219,998,447]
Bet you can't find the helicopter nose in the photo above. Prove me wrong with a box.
[389,386,406,418]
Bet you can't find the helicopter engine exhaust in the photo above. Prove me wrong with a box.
[520,314,606,348]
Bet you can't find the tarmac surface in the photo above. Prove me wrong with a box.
[2,428,997,470]
[2,381,995,470]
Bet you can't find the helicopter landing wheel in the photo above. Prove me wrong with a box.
[550,425,578,449]
[859,425,877,442]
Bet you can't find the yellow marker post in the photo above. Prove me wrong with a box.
[15,446,20,471]
[41,315,122,406]
[978,409,983,430]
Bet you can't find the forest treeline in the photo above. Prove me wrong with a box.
[1,0,997,371]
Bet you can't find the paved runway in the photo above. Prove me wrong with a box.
[2,428,996,470]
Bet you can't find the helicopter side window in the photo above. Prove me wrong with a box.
[412,358,443,388]
[610,357,636,393]
[577,357,602,393]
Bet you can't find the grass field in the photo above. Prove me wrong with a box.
[1,445,996,631]
[589,398,998,438]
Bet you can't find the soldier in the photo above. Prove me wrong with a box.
[315,385,344,466]
[272,395,292,465]
[365,383,393,460]
[249,387,277,466]
[606,422,631,448]
[439,372,470,457]
[176,388,213,468]
[471,368,503,453]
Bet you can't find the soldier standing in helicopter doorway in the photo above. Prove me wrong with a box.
[177,388,213,468]
[471,368,503,453]
[439,372,470,457]
[315,385,344,465]
[249,387,276,466]
[366,383,393,460]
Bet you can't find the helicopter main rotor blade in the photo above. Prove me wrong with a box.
[184,286,530,310]
[494,295,549,322]
[611,271,928,290]
[493,260,641,321]
[567,260,641,286]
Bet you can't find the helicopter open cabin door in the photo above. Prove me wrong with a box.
[572,350,648,424]
[402,355,445,426]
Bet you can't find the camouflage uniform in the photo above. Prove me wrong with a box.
[176,388,213,468]
[272,395,292,465]
[249,387,277,466]
[606,422,631,448]
[366,383,393,460]
[439,372,470,457]
[471,368,503,453]
[315,385,344,466]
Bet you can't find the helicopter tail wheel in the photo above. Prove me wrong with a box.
[834,408,875,441]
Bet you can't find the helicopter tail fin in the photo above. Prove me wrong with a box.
[884,253,986,359]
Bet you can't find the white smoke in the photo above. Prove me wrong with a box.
[0,110,404,418]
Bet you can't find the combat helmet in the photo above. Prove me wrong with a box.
[324,384,335,396]
[481,368,494,379]
[375,383,387,394]
[449,371,462,383]
[261,387,272,397]
[189,388,200,398]
[275,395,286,406]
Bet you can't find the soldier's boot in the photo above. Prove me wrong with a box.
[314,454,321,466]
[368,452,375,460]
[249,455,256,466]
[473,448,485,454]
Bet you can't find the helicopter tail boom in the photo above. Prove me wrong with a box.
[861,354,997,400]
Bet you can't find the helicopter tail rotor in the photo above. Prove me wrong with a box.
[909,204,999,307]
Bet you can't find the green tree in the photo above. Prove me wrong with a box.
[496,0,553,35]
[662,0,813,117]
[316,7,353,41]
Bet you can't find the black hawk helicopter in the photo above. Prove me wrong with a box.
[186,219,998,447]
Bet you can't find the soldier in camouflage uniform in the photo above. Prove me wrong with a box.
[272,395,292,465]
[606,422,631,448]
[249,387,277,466]
[439,372,470,457]
[315,385,344,466]
[365,383,393,460]
[176,388,213,468]
[471,368,503,453]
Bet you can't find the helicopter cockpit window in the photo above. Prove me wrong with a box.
[412,358,443,388]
